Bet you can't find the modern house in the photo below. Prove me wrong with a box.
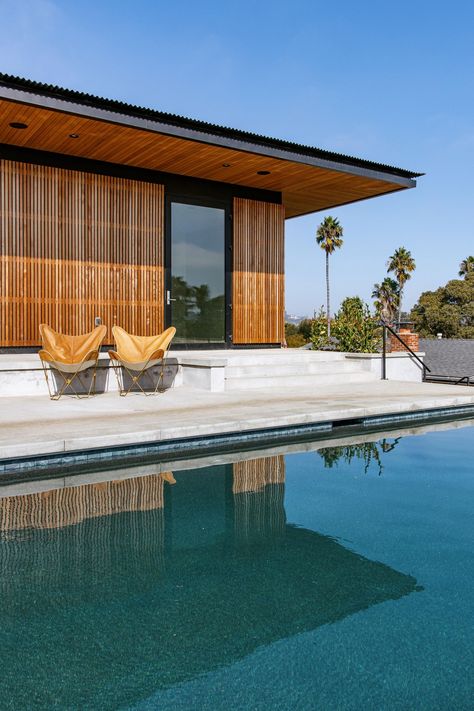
[0,73,421,349]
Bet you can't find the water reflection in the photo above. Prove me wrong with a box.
[0,455,419,710]
[171,275,225,343]
[318,437,401,475]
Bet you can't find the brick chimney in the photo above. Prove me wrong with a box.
[389,324,419,353]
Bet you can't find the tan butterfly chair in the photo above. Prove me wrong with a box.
[108,326,176,396]
[39,324,107,400]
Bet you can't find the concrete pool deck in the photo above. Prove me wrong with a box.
[1,379,474,463]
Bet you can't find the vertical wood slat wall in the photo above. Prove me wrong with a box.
[0,160,164,346]
[232,197,285,344]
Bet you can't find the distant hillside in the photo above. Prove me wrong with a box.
[285,312,308,325]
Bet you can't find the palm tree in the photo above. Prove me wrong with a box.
[316,216,344,337]
[372,277,399,324]
[459,256,474,278]
[387,247,416,328]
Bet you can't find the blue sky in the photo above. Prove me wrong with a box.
[1,0,473,316]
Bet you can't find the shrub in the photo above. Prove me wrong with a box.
[297,318,314,341]
[284,322,298,338]
[286,333,307,348]
[332,297,381,353]
[310,308,332,349]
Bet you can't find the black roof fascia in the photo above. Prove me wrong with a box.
[0,73,422,187]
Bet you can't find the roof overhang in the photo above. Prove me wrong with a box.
[0,79,420,219]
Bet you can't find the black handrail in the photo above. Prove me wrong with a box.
[380,321,431,380]
[454,375,472,386]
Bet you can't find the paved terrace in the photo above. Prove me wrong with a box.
[1,380,474,462]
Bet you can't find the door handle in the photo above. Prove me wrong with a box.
[166,290,176,305]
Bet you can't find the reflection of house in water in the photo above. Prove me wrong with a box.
[232,456,286,543]
[0,470,175,531]
[0,457,420,709]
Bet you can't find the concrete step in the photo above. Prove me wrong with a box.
[225,360,367,378]
[224,370,378,391]
[219,352,348,367]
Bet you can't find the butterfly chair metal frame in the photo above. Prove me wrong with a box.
[39,324,107,400]
[108,326,176,396]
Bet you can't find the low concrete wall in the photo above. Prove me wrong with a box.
[0,349,425,398]
[345,352,425,382]
[0,353,226,397]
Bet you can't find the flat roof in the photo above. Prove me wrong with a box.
[0,73,422,218]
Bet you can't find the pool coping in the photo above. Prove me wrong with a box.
[2,402,474,482]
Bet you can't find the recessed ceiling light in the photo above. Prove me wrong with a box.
[222,163,231,167]
[9,122,28,129]
[257,170,271,175]
[69,133,80,139]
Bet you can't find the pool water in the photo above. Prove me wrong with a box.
[0,423,473,710]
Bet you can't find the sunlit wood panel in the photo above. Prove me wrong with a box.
[0,160,164,346]
[232,197,285,344]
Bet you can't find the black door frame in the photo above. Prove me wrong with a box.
[164,193,232,349]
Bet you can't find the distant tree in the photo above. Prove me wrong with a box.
[297,318,314,341]
[316,216,344,338]
[410,272,474,338]
[387,247,416,327]
[459,256,474,278]
[284,322,298,338]
[372,278,400,324]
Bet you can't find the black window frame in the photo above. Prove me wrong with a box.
[165,193,232,349]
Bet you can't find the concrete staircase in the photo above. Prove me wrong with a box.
[0,346,422,397]
[222,350,378,391]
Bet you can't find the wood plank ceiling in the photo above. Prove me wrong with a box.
[0,98,409,218]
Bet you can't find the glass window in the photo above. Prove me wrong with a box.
[171,202,226,343]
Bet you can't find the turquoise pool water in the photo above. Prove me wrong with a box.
[0,423,473,710]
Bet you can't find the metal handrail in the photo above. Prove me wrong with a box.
[454,375,472,386]
[425,373,472,386]
[380,321,431,381]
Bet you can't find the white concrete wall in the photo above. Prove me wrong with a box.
[0,353,226,397]
[0,349,425,397]
[345,352,426,382]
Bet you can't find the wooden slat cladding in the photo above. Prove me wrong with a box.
[0,160,164,346]
[233,198,285,344]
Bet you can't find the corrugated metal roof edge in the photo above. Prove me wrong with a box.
[0,72,423,179]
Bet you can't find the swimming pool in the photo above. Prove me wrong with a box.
[0,420,473,709]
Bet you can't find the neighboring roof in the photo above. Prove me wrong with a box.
[421,339,474,378]
[0,72,422,180]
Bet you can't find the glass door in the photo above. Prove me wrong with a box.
[168,200,226,345]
